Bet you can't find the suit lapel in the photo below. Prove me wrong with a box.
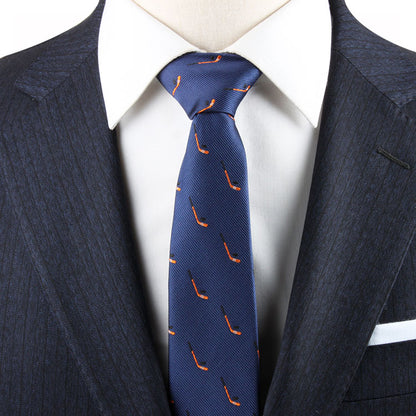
[264,0,416,415]
[0,1,170,414]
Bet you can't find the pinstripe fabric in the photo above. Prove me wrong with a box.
[379,238,416,324]
[331,2,416,414]
[263,1,416,414]
[0,188,100,415]
[0,0,415,414]
[331,0,416,109]
[0,2,170,415]
[343,339,416,405]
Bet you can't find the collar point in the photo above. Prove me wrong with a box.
[107,112,120,130]
[301,105,322,129]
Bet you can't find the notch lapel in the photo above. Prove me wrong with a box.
[0,1,170,414]
[264,0,416,414]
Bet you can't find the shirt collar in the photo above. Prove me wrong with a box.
[98,0,331,130]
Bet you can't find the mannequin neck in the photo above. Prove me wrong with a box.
[132,0,291,51]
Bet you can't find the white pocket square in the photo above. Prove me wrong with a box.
[368,318,416,346]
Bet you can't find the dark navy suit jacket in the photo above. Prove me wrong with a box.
[0,0,415,414]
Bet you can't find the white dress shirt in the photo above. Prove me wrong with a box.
[98,0,331,389]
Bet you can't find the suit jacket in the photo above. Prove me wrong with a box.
[0,0,415,414]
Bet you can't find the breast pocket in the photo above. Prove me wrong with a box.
[368,319,416,346]
[337,336,416,415]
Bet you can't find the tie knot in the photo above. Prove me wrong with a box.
[157,52,261,119]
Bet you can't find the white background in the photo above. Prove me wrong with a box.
[0,0,415,58]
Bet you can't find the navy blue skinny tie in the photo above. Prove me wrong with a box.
[158,52,261,416]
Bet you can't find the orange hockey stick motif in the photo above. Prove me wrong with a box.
[169,253,177,264]
[221,161,241,191]
[221,305,242,336]
[188,342,208,371]
[193,125,209,154]
[188,270,208,299]
[188,55,222,65]
[189,197,208,227]
[172,75,181,96]
[254,341,260,359]
[221,377,241,406]
[233,85,251,92]
[225,84,251,93]
[220,233,240,263]
[198,55,222,64]
[197,99,215,114]
[168,326,176,336]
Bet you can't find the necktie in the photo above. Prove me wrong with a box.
[158,52,261,416]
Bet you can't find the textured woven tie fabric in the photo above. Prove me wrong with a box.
[157,52,261,416]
